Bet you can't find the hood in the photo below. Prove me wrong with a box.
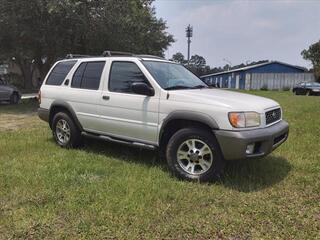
[167,88,279,112]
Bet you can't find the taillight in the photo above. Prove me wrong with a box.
[37,90,41,104]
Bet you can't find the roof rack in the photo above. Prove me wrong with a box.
[64,51,166,60]
[135,54,165,60]
[102,51,134,57]
[65,54,97,59]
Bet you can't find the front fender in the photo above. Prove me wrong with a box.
[159,110,220,141]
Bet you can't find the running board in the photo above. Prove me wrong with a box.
[81,132,156,150]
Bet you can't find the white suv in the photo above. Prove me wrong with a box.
[38,52,289,181]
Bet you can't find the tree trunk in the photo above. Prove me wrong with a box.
[17,58,34,90]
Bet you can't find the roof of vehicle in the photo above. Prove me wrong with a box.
[297,82,320,85]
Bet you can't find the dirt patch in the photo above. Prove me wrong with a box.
[0,112,39,131]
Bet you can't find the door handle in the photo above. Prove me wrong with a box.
[102,95,110,100]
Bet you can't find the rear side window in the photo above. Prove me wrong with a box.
[71,63,86,88]
[109,61,149,93]
[71,62,105,90]
[46,61,77,85]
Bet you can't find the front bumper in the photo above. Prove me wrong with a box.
[215,120,289,160]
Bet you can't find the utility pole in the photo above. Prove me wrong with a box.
[186,24,193,65]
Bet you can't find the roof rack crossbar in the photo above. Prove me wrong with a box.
[65,54,97,59]
[102,51,134,57]
[135,54,165,60]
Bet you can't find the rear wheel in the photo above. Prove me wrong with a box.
[166,128,225,182]
[52,112,82,148]
[10,92,19,104]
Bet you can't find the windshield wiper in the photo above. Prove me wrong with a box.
[165,85,193,90]
[165,85,208,90]
[191,85,208,89]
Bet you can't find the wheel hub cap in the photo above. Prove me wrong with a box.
[189,153,199,162]
[177,139,213,175]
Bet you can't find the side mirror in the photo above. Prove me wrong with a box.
[131,82,155,96]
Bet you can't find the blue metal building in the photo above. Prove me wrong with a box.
[201,61,307,89]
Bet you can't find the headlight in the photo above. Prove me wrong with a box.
[228,112,261,128]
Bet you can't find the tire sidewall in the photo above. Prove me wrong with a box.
[166,128,225,182]
[10,93,19,104]
[52,112,79,148]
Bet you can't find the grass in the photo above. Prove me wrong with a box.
[0,92,319,239]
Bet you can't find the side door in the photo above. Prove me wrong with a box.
[65,61,106,132]
[96,60,160,145]
[0,80,11,100]
[0,80,5,100]
[300,83,306,95]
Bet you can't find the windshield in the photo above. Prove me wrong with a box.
[142,60,208,90]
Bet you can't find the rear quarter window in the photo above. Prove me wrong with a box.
[46,61,77,86]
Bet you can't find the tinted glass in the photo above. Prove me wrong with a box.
[71,63,87,88]
[46,61,76,85]
[109,62,149,93]
[81,62,105,90]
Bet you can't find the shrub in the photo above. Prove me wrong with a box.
[260,85,268,91]
[282,86,291,91]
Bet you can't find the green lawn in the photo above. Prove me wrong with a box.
[0,92,319,239]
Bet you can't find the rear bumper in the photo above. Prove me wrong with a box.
[215,120,289,161]
[38,108,49,123]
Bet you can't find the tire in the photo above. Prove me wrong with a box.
[166,128,225,182]
[52,112,83,148]
[10,92,19,104]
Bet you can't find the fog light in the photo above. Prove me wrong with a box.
[246,143,255,155]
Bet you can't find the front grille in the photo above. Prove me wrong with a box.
[265,108,281,125]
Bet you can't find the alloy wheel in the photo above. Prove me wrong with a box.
[176,139,213,175]
[55,119,71,144]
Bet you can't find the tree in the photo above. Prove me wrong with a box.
[187,54,210,76]
[0,0,174,89]
[301,40,320,81]
[170,52,186,64]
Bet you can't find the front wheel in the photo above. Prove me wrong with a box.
[166,128,225,182]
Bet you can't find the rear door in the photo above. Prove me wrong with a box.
[96,59,160,144]
[66,60,106,132]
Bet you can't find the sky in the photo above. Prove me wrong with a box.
[153,0,320,68]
